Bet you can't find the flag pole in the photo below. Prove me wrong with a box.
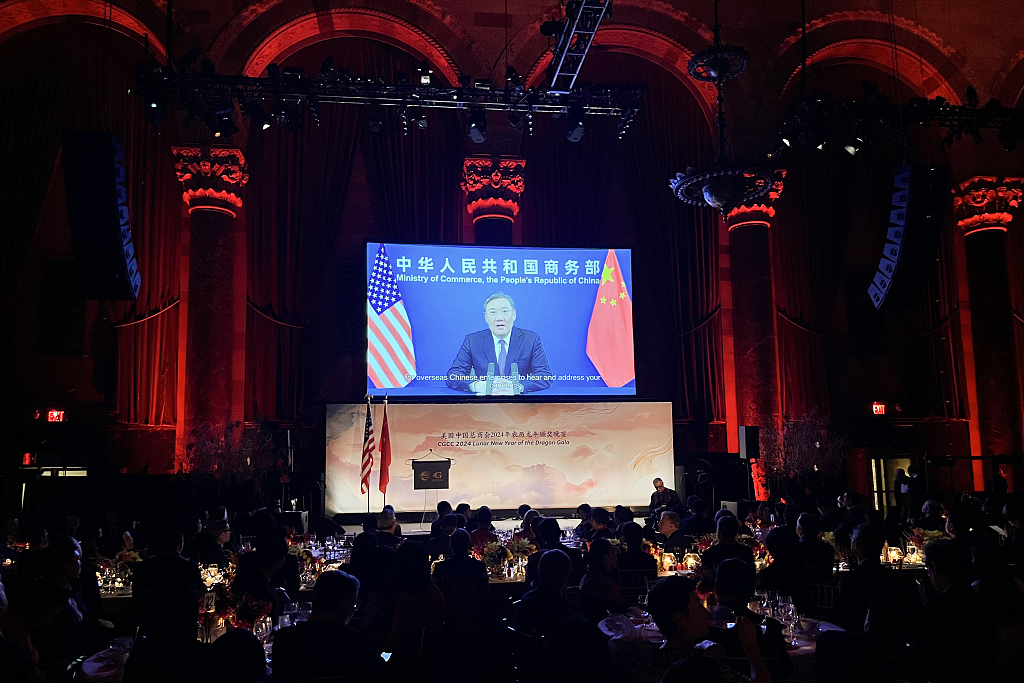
[382,395,388,509]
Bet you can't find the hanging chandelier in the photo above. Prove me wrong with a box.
[670,0,773,214]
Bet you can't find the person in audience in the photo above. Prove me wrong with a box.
[575,503,594,541]
[468,506,498,547]
[834,522,890,632]
[454,503,474,529]
[231,537,290,619]
[658,511,689,554]
[361,513,378,533]
[816,587,923,683]
[375,508,402,549]
[699,515,755,571]
[0,575,64,682]
[912,538,997,683]
[515,549,579,637]
[917,499,946,531]
[616,522,657,575]
[579,538,628,617]
[588,507,614,541]
[613,505,634,532]
[971,543,1024,679]
[386,541,445,672]
[794,512,835,581]
[432,529,487,582]
[264,524,302,597]
[383,504,402,537]
[272,570,386,682]
[648,575,770,683]
[515,509,541,542]
[834,489,871,551]
[517,503,532,520]
[188,519,232,567]
[649,477,682,519]
[817,495,845,533]
[344,532,396,651]
[525,518,585,588]
[131,520,204,645]
[945,505,981,547]
[430,501,453,538]
[713,559,792,680]
[677,498,716,542]
[756,526,810,611]
[427,513,459,561]
[206,629,274,682]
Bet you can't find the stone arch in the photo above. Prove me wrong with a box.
[210,0,487,82]
[764,11,972,117]
[0,0,166,60]
[991,50,1024,106]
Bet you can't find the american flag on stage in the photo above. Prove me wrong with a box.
[360,400,375,494]
[367,244,416,388]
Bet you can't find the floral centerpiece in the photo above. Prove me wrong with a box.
[906,528,947,559]
[506,537,536,560]
[695,534,715,552]
[477,541,513,575]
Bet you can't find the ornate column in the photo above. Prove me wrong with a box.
[461,157,525,245]
[952,176,1024,490]
[172,147,249,470]
[724,170,785,500]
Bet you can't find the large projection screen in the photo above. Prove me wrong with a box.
[366,242,635,397]
[326,402,673,514]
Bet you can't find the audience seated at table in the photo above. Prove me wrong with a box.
[131,521,205,645]
[428,501,452,538]
[385,541,444,673]
[272,570,386,682]
[648,575,770,683]
[616,522,658,578]
[755,526,811,612]
[579,538,629,618]
[793,512,835,579]
[700,515,755,572]
[657,511,690,555]
[677,499,717,544]
[0,573,65,682]
[524,517,585,589]
[712,558,792,681]
[588,507,615,541]
[833,522,891,632]
[342,532,397,650]
[432,529,486,582]
[575,503,595,541]
[374,508,402,549]
[187,520,233,567]
[263,524,302,597]
[911,538,997,683]
[426,514,458,561]
[817,586,924,683]
[468,506,498,547]
[515,548,579,637]
[972,542,1024,680]
[231,537,291,620]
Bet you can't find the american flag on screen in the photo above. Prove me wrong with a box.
[360,400,375,494]
[367,244,416,388]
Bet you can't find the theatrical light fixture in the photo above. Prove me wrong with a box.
[266,63,281,79]
[508,112,524,131]
[318,57,334,81]
[468,108,487,143]
[417,62,434,85]
[566,102,586,142]
[242,100,272,131]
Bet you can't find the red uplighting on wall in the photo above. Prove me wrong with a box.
[872,402,886,415]
[47,409,65,422]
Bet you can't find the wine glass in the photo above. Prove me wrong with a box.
[708,606,737,630]
[779,604,799,646]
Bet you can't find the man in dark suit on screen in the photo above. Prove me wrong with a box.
[446,292,553,394]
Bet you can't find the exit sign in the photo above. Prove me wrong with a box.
[47,409,65,422]
[872,402,886,415]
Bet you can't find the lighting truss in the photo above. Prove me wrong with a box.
[137,61,645,135]
[548,0,614,94]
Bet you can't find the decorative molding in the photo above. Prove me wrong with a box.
[726,170,786,231]
[172,147,249,217]
[952,176,1024,236]
[461,157,526,223]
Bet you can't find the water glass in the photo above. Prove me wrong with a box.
[779,604,799,645]
[709,606,737,630]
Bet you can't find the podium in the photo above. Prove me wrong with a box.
[412,459,451,489]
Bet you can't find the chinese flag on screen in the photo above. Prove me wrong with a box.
[586,249,635,387]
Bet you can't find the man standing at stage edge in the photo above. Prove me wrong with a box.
[649,478,681,518]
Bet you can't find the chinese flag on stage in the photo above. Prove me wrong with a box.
[586,249,635,387]
[378,400,391,494]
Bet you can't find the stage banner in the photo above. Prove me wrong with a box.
[326,402,673,514]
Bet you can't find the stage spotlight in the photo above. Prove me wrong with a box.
[266,63,281,79]
[272,101,302,131]
[505,66,522,89]
[417,61,434,85]
[413,112,428,130]
[242,100,272,131]
[566,102,585,142]
[508,112,524,131]
[206,103,239,139]
[782,137,791,147]
[468,109,487,143]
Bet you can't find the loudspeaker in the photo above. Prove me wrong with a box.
[738,426,759,461]
[61,132,141,300]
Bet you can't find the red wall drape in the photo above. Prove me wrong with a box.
[0,24,180,425]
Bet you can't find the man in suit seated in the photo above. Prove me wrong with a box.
[272,570,386,682]
[446,292,553,395]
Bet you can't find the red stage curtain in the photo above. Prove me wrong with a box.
[0,25,181,425]
[773,148,855,420]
